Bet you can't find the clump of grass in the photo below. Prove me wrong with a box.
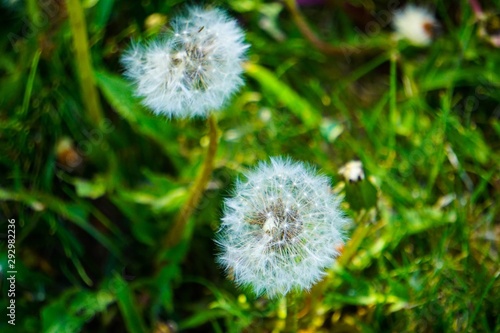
[0,1,498,332]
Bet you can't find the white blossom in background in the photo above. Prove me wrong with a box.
[393,5,439,46]
[216,157,349,297]
[338,160,365,183]
[121,6,248,118]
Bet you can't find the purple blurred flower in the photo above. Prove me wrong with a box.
[297,0,325,6]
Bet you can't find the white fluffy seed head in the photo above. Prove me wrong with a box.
[216,157,350,297]
[121,6,248,118]
[393,5,439,46]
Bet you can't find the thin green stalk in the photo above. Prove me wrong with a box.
[337,221,371,268]
[468,270,499,329]
[163,114,219,249]
[21,49,41,117]
[283,0,373,57]
[26,0,40,30]
[285,291,299,333]
[65,0,103,125]
[389,51,398,150]
[307,212,373,326]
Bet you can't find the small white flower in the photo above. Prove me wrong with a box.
[121,6,248,118]
[393,5,439,46]
[216,157,349,297]
[338,160,365,183]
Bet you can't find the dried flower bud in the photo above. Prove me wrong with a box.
[55,137,82,169]
[339,160,365,183]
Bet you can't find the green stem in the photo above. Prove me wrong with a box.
[337,215,372,268]
[163,114,219,249]
[21,49,41,117]
[389,50,397,150]
[26,0,40,29]
[285,291,299,333]
[65,0,103,126]
[283,0,373,57]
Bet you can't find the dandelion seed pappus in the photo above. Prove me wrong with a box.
[216,157,350,297]
[121,7,248,118]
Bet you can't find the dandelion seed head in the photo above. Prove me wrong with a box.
[121,6,248,118]
[216,157,350,297]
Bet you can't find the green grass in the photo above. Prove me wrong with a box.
[1,0,499,332]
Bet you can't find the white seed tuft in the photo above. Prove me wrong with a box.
[216,157,350,297]
[121,6,249,118]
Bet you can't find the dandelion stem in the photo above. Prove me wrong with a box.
[26,0,40,30]
[389,50,398,149]
[283,0,371,57]
[163,114,219,249]
[285,291,299,333]
[65,0,104,126]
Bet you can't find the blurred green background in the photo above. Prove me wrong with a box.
[0,0,499,332]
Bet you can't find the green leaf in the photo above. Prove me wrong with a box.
[244,63,322,129]
[350,206,456,270]
[119,187,188,213]
[400,207,456,236]
[326,269,408,310]
[94,70,182,169]
[154,263,181,313]
[179,309,229,330]
[115,170,188,215]
[42,287,115,333]
[74,177,106,199]
[344,179,378,211]
[446,115,490,165]
[108,274,148,333]
[0,188,122,259]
